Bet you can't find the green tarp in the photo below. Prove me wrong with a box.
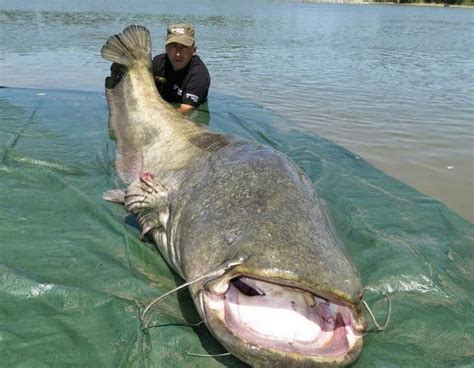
[1,87,473,367]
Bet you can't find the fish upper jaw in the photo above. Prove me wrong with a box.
[199,275,365,367]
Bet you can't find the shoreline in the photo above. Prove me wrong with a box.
[300,0,473,8]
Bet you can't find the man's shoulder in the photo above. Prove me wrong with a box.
[153,53,167,62]
[152,53,167,71]
[188,55,210,79]
[190,55,208,69]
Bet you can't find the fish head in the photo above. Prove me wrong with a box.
[190,250,366,367]
[178,144,367,365]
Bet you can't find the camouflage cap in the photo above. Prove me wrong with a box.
[165,24,195,47]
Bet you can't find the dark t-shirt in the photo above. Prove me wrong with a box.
[152,54,210,107]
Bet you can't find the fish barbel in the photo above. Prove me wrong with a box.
[101,25,366,367]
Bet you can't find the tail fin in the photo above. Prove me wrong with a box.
[101,25,152,67]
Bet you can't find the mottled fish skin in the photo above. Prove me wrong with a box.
[101,25,366,367]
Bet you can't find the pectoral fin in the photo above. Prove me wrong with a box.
[102,189,126,203]
[124,172,170,237]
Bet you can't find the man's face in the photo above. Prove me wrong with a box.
[166,42,196,71]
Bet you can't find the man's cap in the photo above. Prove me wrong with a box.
[165,24,195,47]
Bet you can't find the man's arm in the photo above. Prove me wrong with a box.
[179,59,210,114]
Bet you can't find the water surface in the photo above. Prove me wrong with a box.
[1,0,473,220]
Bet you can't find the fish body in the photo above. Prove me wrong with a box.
[102,25,366,367]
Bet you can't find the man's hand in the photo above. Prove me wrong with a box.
[105,62,127,89]
[177,104,195,114]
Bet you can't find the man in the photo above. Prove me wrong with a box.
[152,24,210,114]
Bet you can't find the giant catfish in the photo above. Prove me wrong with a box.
[101,25,366,367]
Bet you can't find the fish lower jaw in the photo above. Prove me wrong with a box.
[202,276,364,367]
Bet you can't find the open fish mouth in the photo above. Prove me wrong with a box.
[202,276,365,365]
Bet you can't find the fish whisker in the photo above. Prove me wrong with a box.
[186,351,232,358]
[140,259,244,328]
[361,288,392,332]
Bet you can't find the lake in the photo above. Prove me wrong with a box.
[1,2,474,367]
[1,0,473,221]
